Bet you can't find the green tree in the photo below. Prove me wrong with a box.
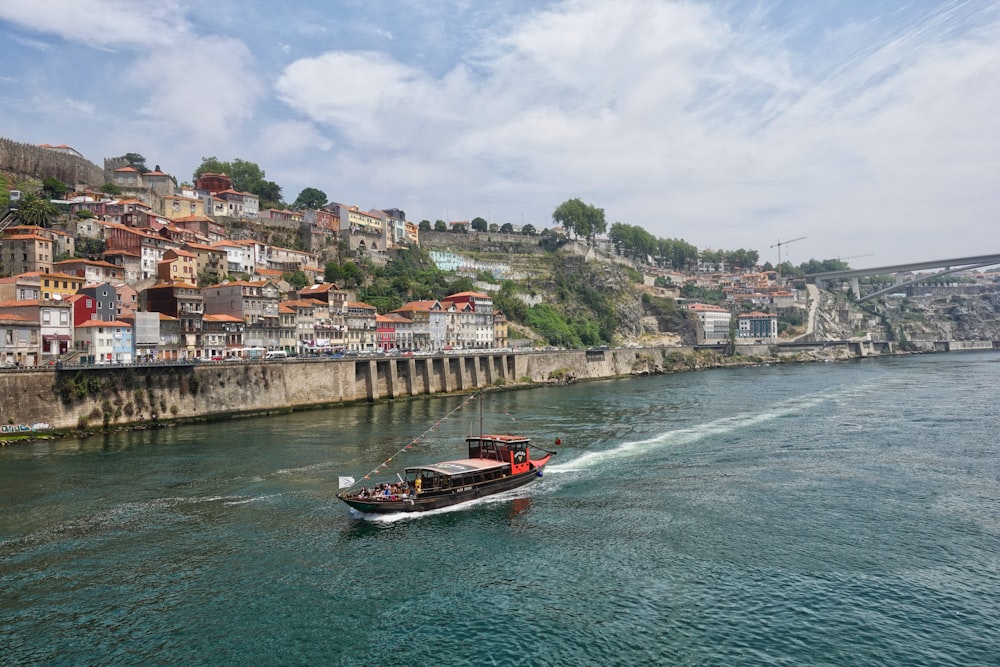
[434,220,448,232]
[325,261,365,288]
[418,220,432,231]
[123,152,150,173]
[100,182,122,196]
[488,223,498,233]
[521,223,536,236]
[14,192,58,227]
[552,198,606,245]
[500,223,514,234]
[283,270,309,290]
[193,157,284,209]
[470,216,488,232]
[292,187,327,210]
[75,210,95,220]
[41,177,67,199]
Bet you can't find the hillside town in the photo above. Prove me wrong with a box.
[6,142,996,368]
[0,145,523,366]
[0,139,819,368]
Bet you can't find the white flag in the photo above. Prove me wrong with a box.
[338,476,355,489]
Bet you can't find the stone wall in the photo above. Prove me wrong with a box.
[0,349,677,433]
[419,230,547,254]
[0,136,106,188]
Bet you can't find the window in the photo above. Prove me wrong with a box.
[4,330,11,345]
[42,311,51,324]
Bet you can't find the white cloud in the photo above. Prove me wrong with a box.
[123,39,264,144]
[257,120,333,156]
[0,0,190,48]
[3,0,997,264]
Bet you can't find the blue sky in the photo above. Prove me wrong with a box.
[1,0,998,267]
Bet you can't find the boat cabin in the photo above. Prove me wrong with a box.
[402,435,536,494]
[467,434,531,465]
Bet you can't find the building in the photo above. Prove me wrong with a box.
[375,314,396,351]
[54,258,125,285]
[737,311,778,341]
[687,303,732,344]
[181,242,229,283]
[141,282,204,358]
[74,319,133,364]
[1,229,55,275]
[201,280,281,350]
[0,274,41,302]
[157,248,197,282]
[77,283,118,324]
[201,314,245,359]
[344,301,377,351]
[446,291,495,349]
[383,312,413,351]
[39,272,85,301]
[0,313,39,366]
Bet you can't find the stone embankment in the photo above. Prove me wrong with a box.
[0,344,994,443]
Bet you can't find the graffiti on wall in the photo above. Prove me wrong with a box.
[1,422,53,434]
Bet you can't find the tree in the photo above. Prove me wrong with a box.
[552,198,606,245]
[488,223,498,233]
[41,177,67,200]
[193,156,284,209]
[521,223,536,236]
[434,220,448,232]
[292,187,327,210]
[123,152,150,173]
[470,216,488,232]
[324,261,365,288]
[539,228,568,252]
[100,182,122,196]
[418,220,431,231]
[14,192,57,227]
[283,270,309,290]
[500,223,514,234]
[76,210,95,220]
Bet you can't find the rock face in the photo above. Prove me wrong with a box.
[809,287,1000,345]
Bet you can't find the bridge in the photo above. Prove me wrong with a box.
[806,253,1000,301]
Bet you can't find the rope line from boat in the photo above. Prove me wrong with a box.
[344,390,483,492]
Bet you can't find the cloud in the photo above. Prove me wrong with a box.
[278,0,999,262]
[257,120,333,156]
[276,51,442,143]
[0,0,190,48]
[123,39,264,144]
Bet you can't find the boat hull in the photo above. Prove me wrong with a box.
[338,461,549,514]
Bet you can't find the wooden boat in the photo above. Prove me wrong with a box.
[338,433,554,514]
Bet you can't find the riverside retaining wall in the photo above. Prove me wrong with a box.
[0,348,676,433]
[4,343,989,437]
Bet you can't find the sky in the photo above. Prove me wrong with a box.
[1,0,998,268]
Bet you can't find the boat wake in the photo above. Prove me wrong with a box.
[348,484,540,523]
[546,383,873,477]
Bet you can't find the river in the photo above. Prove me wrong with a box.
[2,353,999,665]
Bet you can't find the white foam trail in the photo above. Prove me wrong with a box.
[350,484,540,523]
[547,385,866,475]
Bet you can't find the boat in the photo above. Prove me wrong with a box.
[337,396,555,514]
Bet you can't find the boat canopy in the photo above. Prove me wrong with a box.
[405,458,507,477]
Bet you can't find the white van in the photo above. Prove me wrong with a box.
[265,350,288,360]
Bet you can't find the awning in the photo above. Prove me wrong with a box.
[43,334,71,342]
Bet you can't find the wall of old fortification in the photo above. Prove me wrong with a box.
[419,230,546,254]
[0,137,106,187]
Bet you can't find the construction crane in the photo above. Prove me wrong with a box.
[836,254,873,267]
[770,236,806,279]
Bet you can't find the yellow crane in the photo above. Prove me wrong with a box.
[770,236,806,279]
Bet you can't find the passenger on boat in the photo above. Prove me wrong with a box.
[415,477,422,495]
